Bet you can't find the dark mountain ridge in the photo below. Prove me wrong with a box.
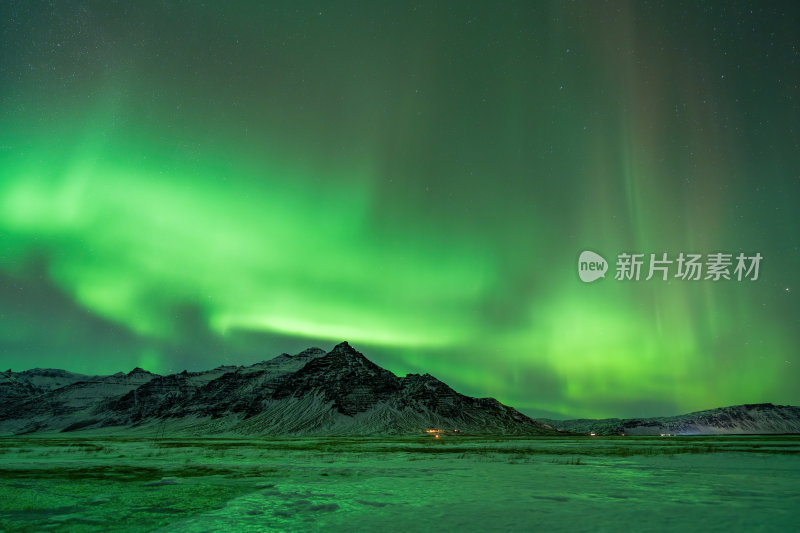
[0,342,556,436]
[5,343,796,436]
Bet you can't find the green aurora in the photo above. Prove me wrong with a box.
[1,1,798,418]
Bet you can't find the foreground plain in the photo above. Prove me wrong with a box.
[1,435,798,532]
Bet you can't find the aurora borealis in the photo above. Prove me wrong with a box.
[1,1,798,419]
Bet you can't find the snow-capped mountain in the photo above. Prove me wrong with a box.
[0,342,557,436]
[0,367,158,434]
[540,403,800,435]
[0,368,95,414]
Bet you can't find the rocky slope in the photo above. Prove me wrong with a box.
[0,342,557,436]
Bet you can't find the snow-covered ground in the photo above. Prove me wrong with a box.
[0,435,798,532]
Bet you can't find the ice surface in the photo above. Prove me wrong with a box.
[0,435,798,532]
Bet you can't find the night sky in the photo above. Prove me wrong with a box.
[2,1,799,419]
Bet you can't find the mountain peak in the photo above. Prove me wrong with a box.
[326,341,369,362]
[331,341,355,353]
[295,347,326,358]
[128,367,152,376]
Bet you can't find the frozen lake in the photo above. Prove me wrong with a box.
[1,435,798,531]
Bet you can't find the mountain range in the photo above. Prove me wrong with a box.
[3,341,797,437]
[0,342,556,436]
[540,403,800,435]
